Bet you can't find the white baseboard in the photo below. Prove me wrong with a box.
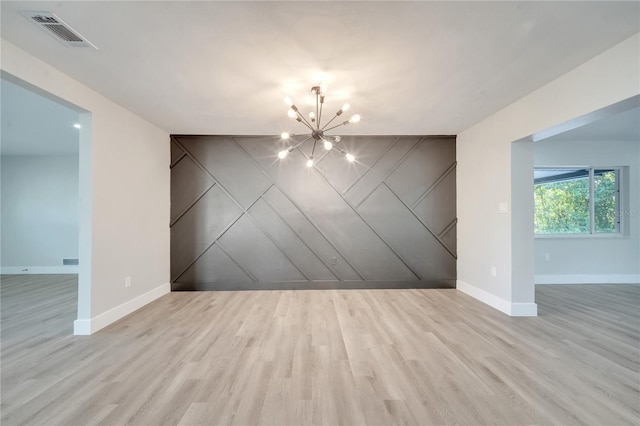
[73,319,91,335]
[535,274,640,284]
[510,303,539,317]
[74,282,170,335]
[456,280,511,314]
[456,280,537,317]
[1,266,79,274]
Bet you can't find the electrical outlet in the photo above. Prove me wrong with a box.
[490,266,497,277]
[331,257,338,265]
[125,276,131,288]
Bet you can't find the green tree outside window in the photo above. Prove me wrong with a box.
[534,168,618,235]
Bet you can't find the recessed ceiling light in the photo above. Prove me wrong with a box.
[73,123,81,129]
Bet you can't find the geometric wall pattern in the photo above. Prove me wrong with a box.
[170,135,456,291]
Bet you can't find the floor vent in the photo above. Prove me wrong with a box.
[20,11,98,49]
[62,258,79,266]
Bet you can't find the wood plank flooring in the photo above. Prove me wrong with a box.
[1,274,639,425]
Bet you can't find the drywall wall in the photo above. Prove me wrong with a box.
[534,138,639,283]
[457,33,640,315]
[1,39,170,334]
[170,135,456,290]
[1,155,79,272]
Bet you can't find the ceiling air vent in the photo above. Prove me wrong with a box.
[20,11,98,49]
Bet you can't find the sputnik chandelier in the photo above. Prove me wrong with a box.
[277,85,360,167]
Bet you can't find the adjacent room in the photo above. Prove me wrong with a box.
[1,1,638,425]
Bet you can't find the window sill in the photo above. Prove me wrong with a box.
[535,233,626,240]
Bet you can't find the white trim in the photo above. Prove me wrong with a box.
[73,283,170,335]
[535,274,640,284]
[535,233,624,239]
[456,280,538,317]
[73,319,91,335]
[457,280,511,314]
[510,303,538,317]
[1,266,79,274]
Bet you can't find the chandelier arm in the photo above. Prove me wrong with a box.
[310,140,318,157]
[318,98,324,129]
[323,121,350,133]
[296,116,316,131]
[315,93,320,129]
[296,112,316,131]
[320,114,340,131]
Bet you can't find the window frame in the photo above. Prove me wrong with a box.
[534,165,623,238]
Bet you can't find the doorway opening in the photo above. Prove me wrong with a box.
[0,72,92,335]
[510,95,639,310]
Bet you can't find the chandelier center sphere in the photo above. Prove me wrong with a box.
[311,130,324,140]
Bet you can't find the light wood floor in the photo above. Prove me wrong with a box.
[1,275,639,425]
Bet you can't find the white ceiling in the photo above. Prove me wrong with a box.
[547,106,640,143]
[1,1,639,137]
[1,77,79,156]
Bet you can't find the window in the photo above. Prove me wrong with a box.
[534,167,620,235]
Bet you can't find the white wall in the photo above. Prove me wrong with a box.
[1,155,79,272]
[534,138,640,283]
[457,33,640,315]
[1,39,171,334]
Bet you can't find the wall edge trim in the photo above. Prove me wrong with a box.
[456,280,537,317]
[510,302,538,317]
[73,282,170,335]
[172,280,456,291]
[73,319,91,335]
[535,274,640,284]
[0,266,79,274]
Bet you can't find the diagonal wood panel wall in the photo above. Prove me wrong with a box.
[170,135,456,290]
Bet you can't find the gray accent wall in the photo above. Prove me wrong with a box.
[170,135,456,290]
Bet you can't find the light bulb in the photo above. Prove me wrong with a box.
[281,132,290,140]
[287,109,297,118]
[73,123,81,129]
[341,103,350,112]
[306,158,314,168]
[349,114,361,123]
[320,84,327,94]
[334,135,341,142]
[346,153,355,162]
[309,112,316,120]
[278,150,288,159]
[284,97,293,107]
[323,140,333,150]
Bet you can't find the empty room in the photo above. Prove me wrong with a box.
[1,1,639,425]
